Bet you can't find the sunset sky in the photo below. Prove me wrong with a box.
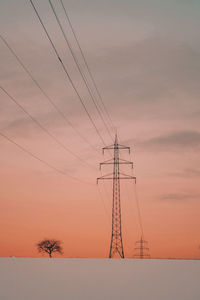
[0,0,200,259]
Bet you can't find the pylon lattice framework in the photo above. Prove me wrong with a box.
[97,134,136,258]
[134,237,150,259]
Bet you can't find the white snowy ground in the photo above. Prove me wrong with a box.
[0,258,199,300]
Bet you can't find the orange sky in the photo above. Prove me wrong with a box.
[1,147,200,259]
[0,0,200,259]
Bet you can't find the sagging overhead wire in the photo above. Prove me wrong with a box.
[0,131,94,186]
[133,184,144,239]
[130,165,144,239]
[0,34,100,155]
[0,85,96,171]
[48,0,113,142]
[28,0,108,147]
[59,0,115,134]
[118,133,144,239]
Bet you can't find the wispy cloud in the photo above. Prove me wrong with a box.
[91,36,200,103]
[141,130,200,151]
[168,168,200,178]
[159,192,200,201]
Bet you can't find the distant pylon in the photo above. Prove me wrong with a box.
[134,236,150,259]
[97,134,136,258]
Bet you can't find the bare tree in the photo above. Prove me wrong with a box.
[36,239,63,258]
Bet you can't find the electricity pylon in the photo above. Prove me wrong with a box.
[97,134,136,258]
[134,237,150,259]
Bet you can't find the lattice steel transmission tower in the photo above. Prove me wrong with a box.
[97,134,136,258]
[134,237,150,259]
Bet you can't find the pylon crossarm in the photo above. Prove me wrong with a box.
[134,247,149,250]
[134,254,150,257]
[97,176,136,182]
[102,145,130,152]
[102,144,114,150]
[101,158,114,163]
[117,144,130,151]
[118,158,133,163]
[118,177,135,180]
[100,159,133,168]
[97,177,114,181]
[119,172,136,182]
[102,145,115,154]
[97,173,113,184]
[100,158,114,169]
[135,240,148,244]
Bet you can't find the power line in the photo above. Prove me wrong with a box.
[133,185,144,238]
[119,137,145,239]
[131,167,144,239]
[0,131,94,186]
[48,0,113,142]
[59,0,115,133]
[0,34,99,155]
[128,143,145,239]
[28,0,107,147]
[0,85,96,170]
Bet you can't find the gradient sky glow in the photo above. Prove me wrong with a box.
[0,0,200,259]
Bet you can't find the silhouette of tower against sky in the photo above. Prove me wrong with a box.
[97,134,136,258]
[134,237,150,259]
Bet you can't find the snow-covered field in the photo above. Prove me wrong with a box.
[0,258,199,300]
